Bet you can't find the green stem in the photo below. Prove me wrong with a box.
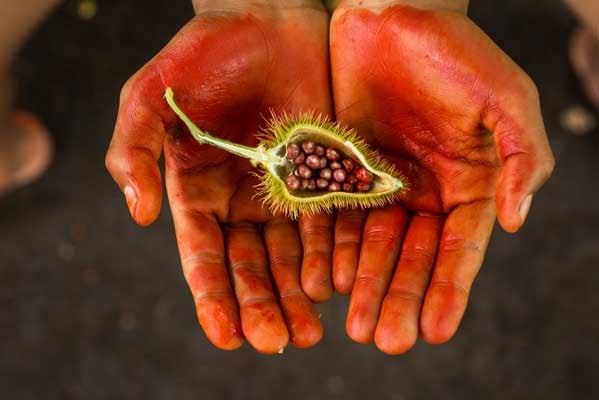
[164,88,280,165]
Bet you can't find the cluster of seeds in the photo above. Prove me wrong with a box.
[285,141,374,193]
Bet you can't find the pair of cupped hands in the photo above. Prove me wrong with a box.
[105,0,554,354]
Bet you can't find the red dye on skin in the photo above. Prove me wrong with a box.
[330,5,542,213]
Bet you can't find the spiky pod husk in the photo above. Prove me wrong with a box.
[255,113,406,218]
[164,87,405,219]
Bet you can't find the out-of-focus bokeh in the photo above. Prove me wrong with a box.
[1,0,598,399]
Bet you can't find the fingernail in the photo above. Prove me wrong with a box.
[519,194,533,223]
[124,185,137,219]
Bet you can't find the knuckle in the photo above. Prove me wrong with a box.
[439,236,481,255]
[194,289,230,305]
[104,148,126,179]
[303,248,330,261]
[355,274,384,289]
[540,156,556,179]
[364,227,402,246]
[516,72,539,103]
[400,243,436,262]
[119,77,135,104]
[429,279,470,298]
[104,150,116,174]
[183,252,226,270]
[301,223,332,237]
[278,288,304,300]
[269,253,300,268]
[238,295,277,308]
[386,287,424,304]
[229,260,264,274]
[337,209,365,227]
[334,236,361,246]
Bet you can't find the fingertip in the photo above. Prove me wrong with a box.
[497,214,522,234]
[420,315,457,345]
[332,270,354,295]
[241,304,290,354]
[497,193,532,234]
[132,185,162,227]
[420,285,467,345]
[374,324,417,356]
[374,297,419,355]
[303,322,324,349]
[279,296,324,349]
[106,148,162,226]
[291,319,324,349]
[301,273,333,303]
[345,309,374,344]
[211,335,245,351]
[196,303,244,351]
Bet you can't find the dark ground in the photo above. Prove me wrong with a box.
[1,0,598,399]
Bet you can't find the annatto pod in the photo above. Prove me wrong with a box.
[165,88,406,218]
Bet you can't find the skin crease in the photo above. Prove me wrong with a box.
[330,1,555,354]
[106,1,333,353]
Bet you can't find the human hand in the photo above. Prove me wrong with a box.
[329,0,554,353]
[106,0,334,353]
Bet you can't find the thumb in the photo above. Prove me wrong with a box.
[106,67,169,226]
[484,78,555,233]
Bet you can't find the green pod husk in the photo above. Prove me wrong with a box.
[165,88,405,218]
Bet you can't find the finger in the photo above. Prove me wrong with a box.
[106,67,171,226]
[374,213,443,355]
[420,199,496,344]
[333,209,367,295]
[483,80,555,233]
[346,205,409,344]
[299,213,334,303]
[172,210,244,350]
[226,223,289,354]
[264,219,323,349]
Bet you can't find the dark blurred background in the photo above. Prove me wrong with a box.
[1,0,598,399]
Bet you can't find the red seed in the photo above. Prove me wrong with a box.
[355,167,373,182]
[315,145,325,156]
[286,175,301,190]
[333,169,347,183]
[356,181,371,192]
[286,144,300,160]
[306,179,316,190]
[328,182,342,192]
[319,157,328,169]
[326,147,341,161]
[348,174,358,184]
[316,178,329,189]
[298,164,312,179]
[302,141,315,154]
[320,168,332,180]
[342,159,355,172]
[306,154,321,169]
[294,152,306,165]
[330,161,342,170]
[343,182,354,192]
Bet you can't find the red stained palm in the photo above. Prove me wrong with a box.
[330,4,554,353]
[106,4,335,353]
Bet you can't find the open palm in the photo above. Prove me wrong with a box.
[330,4,554,353]
[106,3,334,353]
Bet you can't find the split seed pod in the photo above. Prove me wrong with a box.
[165,88,406,218]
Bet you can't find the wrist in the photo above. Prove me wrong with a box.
[336,0,469,14]
[192,0,326,14]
